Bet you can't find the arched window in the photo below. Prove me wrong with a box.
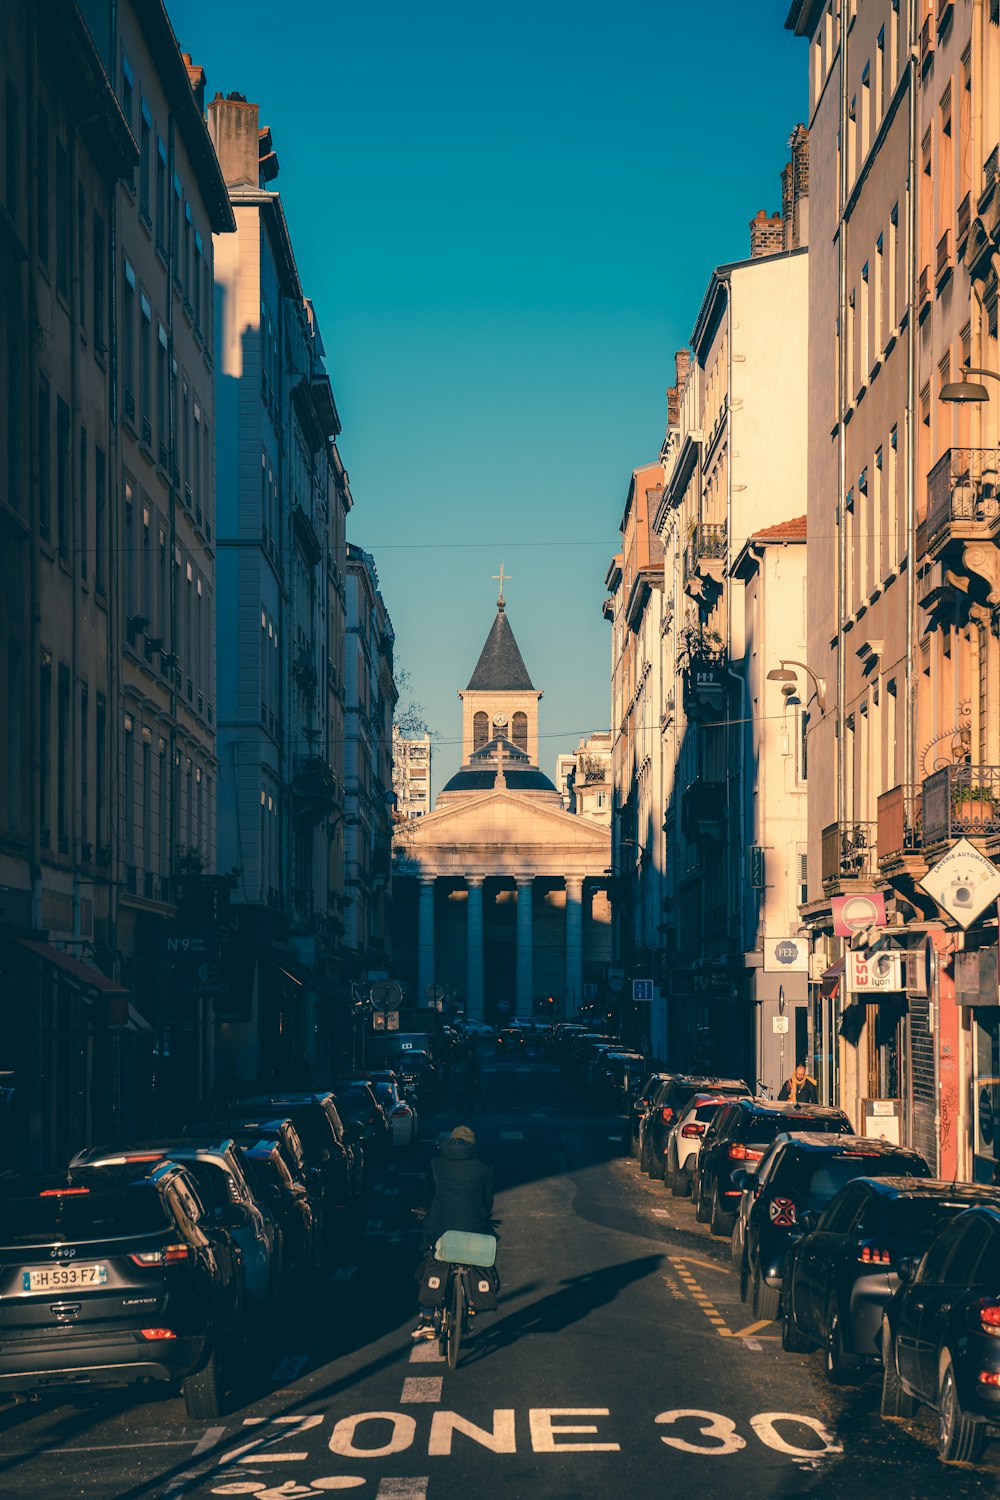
[512,711,528,752]
[473,711,488,752]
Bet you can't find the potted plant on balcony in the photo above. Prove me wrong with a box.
[950,779,998,829]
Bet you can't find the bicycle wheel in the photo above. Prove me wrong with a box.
[446,1271,465,1370]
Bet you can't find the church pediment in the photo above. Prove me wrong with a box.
[392,787,611,873]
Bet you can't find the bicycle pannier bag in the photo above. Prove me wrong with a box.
[466,1265,500,1312]
[418,1257,449,1307]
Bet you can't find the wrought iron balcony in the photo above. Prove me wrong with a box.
[683,523,727,599]
[926,446,1000,552]
[877,785,923,867]
[822,821,877,889]
[922,764,1000,845]
[681,779,727,846]
[292,754,339,824]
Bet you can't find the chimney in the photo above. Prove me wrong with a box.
[666,350,691,431]
[207,92,260,189]
[180,53,206,113]
[749,208,784,259]
[787,123,809,249]
[674,348,691,389]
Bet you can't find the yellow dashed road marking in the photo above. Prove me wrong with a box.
[668,1255,735,1337]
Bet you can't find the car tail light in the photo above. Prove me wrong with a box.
[660,1107,675,1123]
[40,1187,89,1196]
[978,1370,1000,1386]
[140,1328,176,1340]
[727,1143,764,1162]
[978,1302,1000,1336]
[768,1198,797,1226]
[681,1123,705,1139]
[130,1244,190,1267]
[858,1244,892,1265]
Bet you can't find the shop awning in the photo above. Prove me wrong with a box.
[820,957,845,1000]
[18,939,128,997]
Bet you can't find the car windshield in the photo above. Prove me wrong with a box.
[0,1190,171,1243]
[743,1114,850,1146]
[778,1152,927,1206]
[282,1110,329,1157]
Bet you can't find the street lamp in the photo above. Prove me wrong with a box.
[767,659,827,714]
[939,366,1000,404]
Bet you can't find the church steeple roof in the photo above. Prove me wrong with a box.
[466,604,535,692]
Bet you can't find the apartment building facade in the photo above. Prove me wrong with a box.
[393,728,433,820]
[209,91,348,1084]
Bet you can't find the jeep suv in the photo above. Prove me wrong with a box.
[0,1162,243,1416]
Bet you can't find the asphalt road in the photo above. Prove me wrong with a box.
[2,1049,998,1499]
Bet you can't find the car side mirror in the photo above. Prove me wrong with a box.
[215,1205,250,1230]
[798,1211,818,1235]
[896,1255,916,1285]
[732,1169,757,1192]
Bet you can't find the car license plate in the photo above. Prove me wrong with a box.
[23,1264,108,1292]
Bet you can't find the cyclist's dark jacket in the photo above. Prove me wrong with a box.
[422,1137,494,1247]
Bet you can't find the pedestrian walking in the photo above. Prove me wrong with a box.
[460,1044,487,1114]
[777,1062,819,1104]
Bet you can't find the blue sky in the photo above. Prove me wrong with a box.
[170,0,806,792]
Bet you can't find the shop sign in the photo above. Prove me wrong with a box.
[847,950,901,993]
[919,838,1000,928]
[832,892,886,938]
[764,937,808,972]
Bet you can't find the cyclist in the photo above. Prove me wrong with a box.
[412,1125,494,1340]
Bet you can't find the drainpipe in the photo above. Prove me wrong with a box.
[904,6,918,824]
[70,118,81,944]
[836,3,850,833]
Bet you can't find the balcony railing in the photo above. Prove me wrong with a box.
[926,446,1000,542]
[292,754,339,823]
[958,192,971,245]
[920,13,934,68]
[986,144,1000,194]
[877,785,922,865]
[918,265,931,309]
[822,821,878,887]
[922,764,1000,844]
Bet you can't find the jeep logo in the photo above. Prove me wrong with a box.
[50,1246,77,1259]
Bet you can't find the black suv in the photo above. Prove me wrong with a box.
[241,1093,364,1208]
[695,1099,853,1236]
[738,1133,931,1322]
[0,1163,244,1416]
[640,1076,750,1181]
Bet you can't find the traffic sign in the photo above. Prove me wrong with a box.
[772,1015,790,1034]
[632,979,654,1002]
[372,980,403,1010]
[497,999,510,1015]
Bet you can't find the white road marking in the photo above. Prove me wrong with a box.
[269,1354,309,1383]
[743,1337,763,1351]
[408,1341,445,1364]
[650,1208,671,1218]
[400,1375,443,1402]
[192,1426,226,1455]
[51,1442,193,1453]
[382,1186,400,1196]
[364,1219,384,1230]
[499,1131,523,1140]
[372,1183,385,1193]
[375,1480,428,1500]
[330,1265,357,1280]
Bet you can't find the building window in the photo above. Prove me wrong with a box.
[38,378,50,539]
[6,639,22,833]
[95,693,106,857]
[77,181,86,327]
[6,334,20,512]
[193,232,203,330]
[94,444,106,594]
[57,662,69,851]
[39,655,52,847]
[80,682,88,848]
[156,323,168,465]
[79,424,87,580]
[139,102,151,222]
[155,137,167,253]
[512,711,528,751]
[473,711,488,752]
[139,292,151,446]
[122,260,135,423]
[36,104,49,269]
[92,211,105,353]
[55,140,69,296]
[5,82,20,222]
[56,397,69,560]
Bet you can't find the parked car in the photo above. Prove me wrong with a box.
[240,1092,364,1208]
[640,1076,750,1181]
[239,1140,316,1272]
[330,1080,393,1164]
[782,1178,1000,1386]
[185,1116,324,1260]
[71,1138,283,1305]
[0,1162,244,1417]
[495,1028,528,1054]
[736,1133,931,1322]
[629,1072,672,1157]
[663,1094,730,1197]
[456,1018,495,1040]
[695,1098,853,1236]
[366,1072,418,1148]
[595,1051,647,1111]
[881,1202,1000,1463]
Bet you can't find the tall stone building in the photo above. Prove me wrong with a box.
[209,91,348,1084]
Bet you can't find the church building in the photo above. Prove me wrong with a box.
[391,590,611,1021]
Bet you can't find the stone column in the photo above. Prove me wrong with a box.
[515,877,533,1017]
[565,876,584,1017]
[466,876,485,1021]
[417,877,435,1004]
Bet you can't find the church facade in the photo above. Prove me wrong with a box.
[391,597,611,1021]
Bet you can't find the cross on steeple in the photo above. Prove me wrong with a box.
[492,562,511,610]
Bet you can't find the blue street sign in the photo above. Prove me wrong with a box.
[632,979,654,1002]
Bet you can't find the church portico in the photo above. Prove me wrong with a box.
[392,592,611,1017]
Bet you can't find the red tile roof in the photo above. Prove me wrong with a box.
[752,514,807,541]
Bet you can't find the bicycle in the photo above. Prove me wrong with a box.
[433,1228,499,1369]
